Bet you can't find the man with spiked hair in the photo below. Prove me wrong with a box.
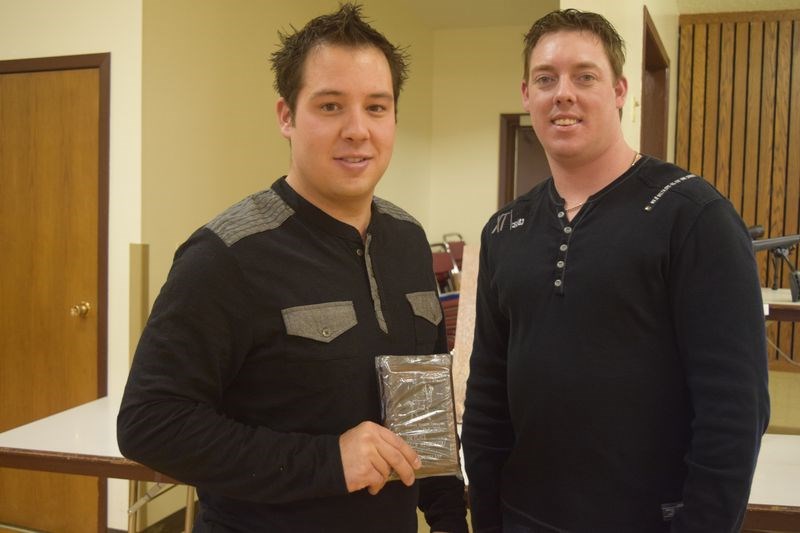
[463,8,769,533]
[119,4,467,532]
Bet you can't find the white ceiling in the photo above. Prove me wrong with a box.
[400,0,555,29]
[400,0,800,29]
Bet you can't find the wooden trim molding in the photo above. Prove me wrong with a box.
[680,10,800,24]
[643,7,669,70]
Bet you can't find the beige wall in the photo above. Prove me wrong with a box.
[0,0,142,528]
[769,371,800,432]
[427,21,552,245]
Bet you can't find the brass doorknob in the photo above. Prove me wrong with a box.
[70,301,91,318]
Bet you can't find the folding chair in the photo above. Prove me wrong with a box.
[443,233,465,271]
[439,293,459,351]
[431,242,459,294]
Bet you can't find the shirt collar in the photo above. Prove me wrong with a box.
[271,176,375,243]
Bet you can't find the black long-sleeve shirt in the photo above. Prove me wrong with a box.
[462,156,770,533]
[118,177,467,532]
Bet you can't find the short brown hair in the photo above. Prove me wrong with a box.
[522,9,626,81]
[270,3,409,116]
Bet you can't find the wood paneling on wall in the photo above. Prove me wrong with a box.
[677,11,800,371]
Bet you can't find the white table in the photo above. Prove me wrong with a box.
[0,396,187,533]
[762,287,800,322]
[744,433,800,530]
[0,396,170,482]
[750,434,800,506]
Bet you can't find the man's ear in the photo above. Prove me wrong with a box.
[276,98,293,139]
[521,79,531,113]
[614,75,628,111]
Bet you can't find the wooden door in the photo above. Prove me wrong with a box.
[0,54,109,533]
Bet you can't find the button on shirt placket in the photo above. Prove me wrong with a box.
[555,209,573,295]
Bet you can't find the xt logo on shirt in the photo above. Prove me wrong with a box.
[491,210,525,234]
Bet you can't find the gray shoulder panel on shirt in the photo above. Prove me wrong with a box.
[373,197,421,228]
[206,188,294,246]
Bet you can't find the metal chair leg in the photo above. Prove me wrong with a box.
[127,480,138,533]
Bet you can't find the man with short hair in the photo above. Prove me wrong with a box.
[118,4,467,532]
[462,9,769,533]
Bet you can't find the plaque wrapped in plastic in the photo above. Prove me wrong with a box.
[375,354,462,480]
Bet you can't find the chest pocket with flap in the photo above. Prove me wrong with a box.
[406,291,442,352]
[406,291,442,325]
[281,301,358,343]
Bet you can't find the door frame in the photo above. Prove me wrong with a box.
[640,6,670,160]
[498,113,522,208]
[0,53,110,396]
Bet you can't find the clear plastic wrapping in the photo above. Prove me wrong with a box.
[375,353,462,480]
